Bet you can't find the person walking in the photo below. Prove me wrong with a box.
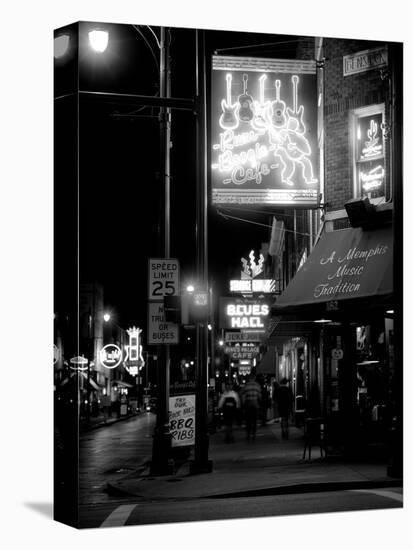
[241,372,262,441]
[276,378,294,439]
[218,383,241,442]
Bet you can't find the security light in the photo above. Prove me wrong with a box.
[88,30,109,53]
[54,34,70,58]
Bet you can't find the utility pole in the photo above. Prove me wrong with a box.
[150,27,174,475]
[191,29,213,474]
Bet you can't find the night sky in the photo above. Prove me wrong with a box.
[55,22,310,331]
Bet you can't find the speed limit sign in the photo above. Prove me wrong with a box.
[148,258,180,300]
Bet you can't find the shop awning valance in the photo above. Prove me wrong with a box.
[256,345,277,375]
[113,379,134,388]
[273,225,393,314]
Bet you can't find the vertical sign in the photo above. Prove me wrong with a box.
[148,258,180,345]
[211,56,318,207]
[148,258,180,300]
[168,394,196,447]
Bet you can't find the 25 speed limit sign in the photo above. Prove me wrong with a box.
[148,258,180,300]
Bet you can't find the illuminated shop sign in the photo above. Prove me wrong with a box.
[219,297,270,330]
[124,326,145,375]
[238,365,252,376]
[359,164,385,192]
[100,344,122,369]
[225,343,260,360]
[230,249,275,293]
[355,110,385,198]
[230,279,275,293]
[225,331,262,342]
[211,56,318,207]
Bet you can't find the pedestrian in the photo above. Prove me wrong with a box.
[241,372,262,441]
[261,381,270,426]
[218,383,240,442]
[276,378,294,439]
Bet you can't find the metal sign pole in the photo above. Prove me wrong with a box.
[191,29,213,474]
[150,27,173,475]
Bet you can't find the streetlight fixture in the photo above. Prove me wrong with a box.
[54,34,70,59]
[103,313,111,323]
[88,29,109,53]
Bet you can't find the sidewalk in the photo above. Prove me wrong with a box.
[80,410,142,433]
[108,420,402,500]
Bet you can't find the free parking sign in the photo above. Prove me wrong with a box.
[148,258,180,300]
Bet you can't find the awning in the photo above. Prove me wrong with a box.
[113,379,134,388]
[79,371,105,390]
[273,225,393,316]
[256,346,277,375]
[267,318,315,347]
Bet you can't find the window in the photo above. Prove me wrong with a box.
[351,104,386,203]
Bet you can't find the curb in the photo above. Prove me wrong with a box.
[207,479,403,499]
[80,412,144,433]
[106,477,403,501]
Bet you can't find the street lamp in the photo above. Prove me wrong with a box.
[54,34,70,59]
[103,313,111,323]
[88,30,109,53]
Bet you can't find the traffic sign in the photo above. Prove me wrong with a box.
[148,301,179,345]
[148,258,180,300]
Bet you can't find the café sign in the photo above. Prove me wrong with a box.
[211,56,318,207]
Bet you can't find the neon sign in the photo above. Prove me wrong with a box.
[124,326,145,374]
[241,250,264,278]
[100,344,122,369]
[230,279,275,293]
[361,119,383,159]
[360,164,385,191]
[211,57,318,207]
[220,297,270,330]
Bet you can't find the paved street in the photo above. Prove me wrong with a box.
[79,412,156,507]
[77,416,402,529]
[79,488,402,529]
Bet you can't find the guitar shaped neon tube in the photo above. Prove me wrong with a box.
[270,79,287,129]
[219,73,239,130]
[238,73,254,123]
[286,75,305,134]
[252,74,270,130]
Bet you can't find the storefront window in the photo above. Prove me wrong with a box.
[351,104,386,203]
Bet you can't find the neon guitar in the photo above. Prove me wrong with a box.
[286,75,305,133]
[238,73,254,122]
[252,74,270,130]
[219,73,239,130]
[270,79,287,128]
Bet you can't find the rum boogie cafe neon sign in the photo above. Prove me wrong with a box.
[219,297,270,330]
[211,56,318,207]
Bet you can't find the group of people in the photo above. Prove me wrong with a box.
[217,373,293,443]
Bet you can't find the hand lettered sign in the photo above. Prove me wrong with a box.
[168,394,196,447]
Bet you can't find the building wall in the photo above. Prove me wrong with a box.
[323,39,390,210]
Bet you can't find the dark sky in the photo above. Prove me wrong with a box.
[55,22,308,330]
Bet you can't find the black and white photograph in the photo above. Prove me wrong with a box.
[2,0,411,547]
[53,19,403,529]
